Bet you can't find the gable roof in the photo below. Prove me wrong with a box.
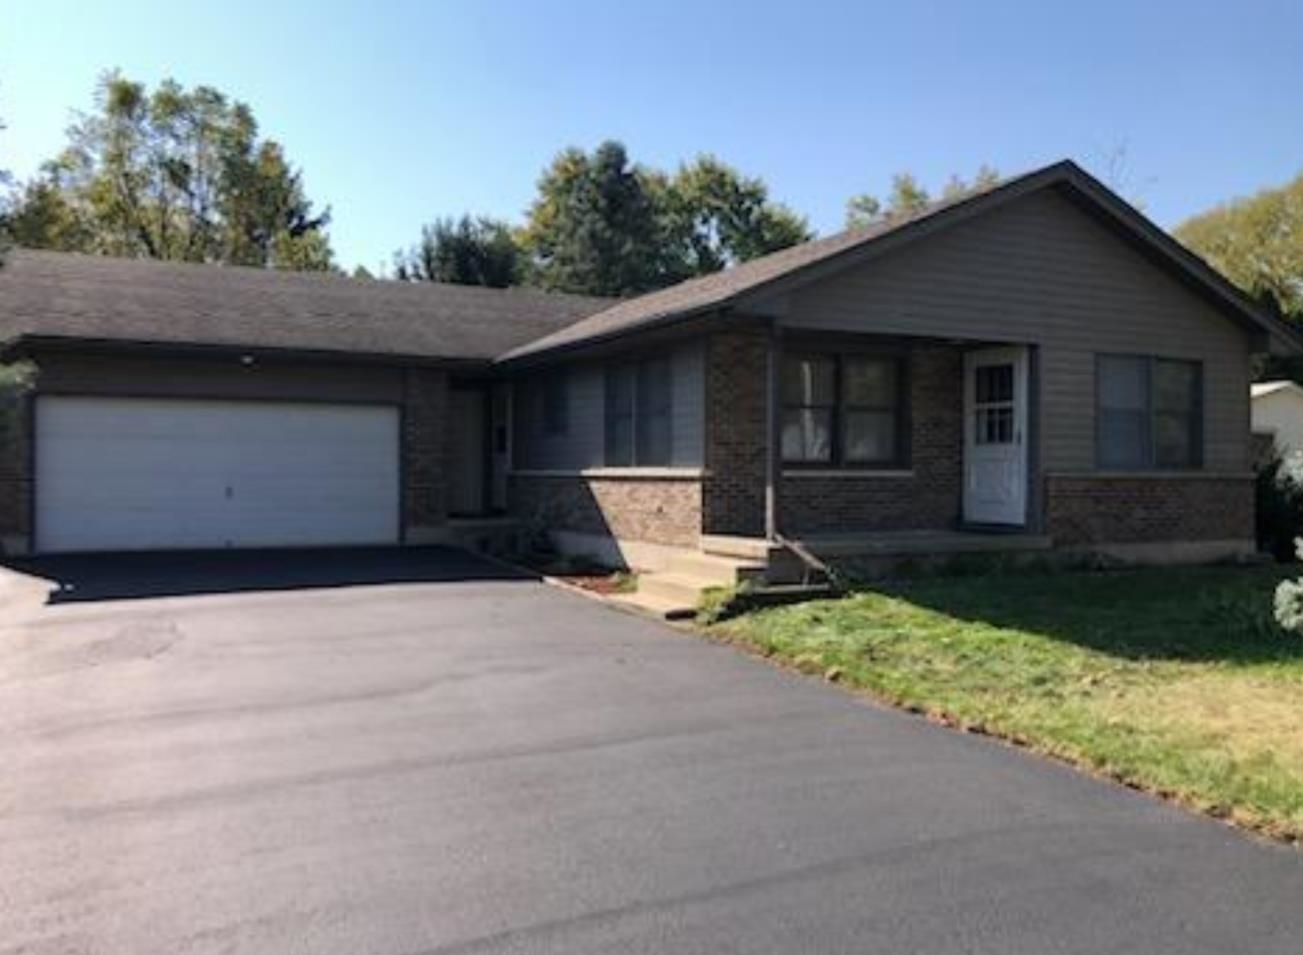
[499,160,1303,363]
[0,250,609,363]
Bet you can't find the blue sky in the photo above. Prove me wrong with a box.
[2,0,1300,272]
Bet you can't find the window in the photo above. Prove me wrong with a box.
[605,356,674,466]
[782,353,905,467]
[973,364,1015,445]
[542,373,568,436]
[1097,355,1201,470]
[781,356,834,463]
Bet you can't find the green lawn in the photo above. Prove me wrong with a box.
[710,566,1303,842]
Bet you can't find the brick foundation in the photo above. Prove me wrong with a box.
[778,346,963,535]
[1045,474,1254,545]
[509,473,702,547]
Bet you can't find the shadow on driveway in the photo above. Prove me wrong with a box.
[3,546,533,604]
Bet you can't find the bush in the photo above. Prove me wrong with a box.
[1274,572,1303,635]
[1255,449,1303,562]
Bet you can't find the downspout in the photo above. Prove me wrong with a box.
[764,319,780,541]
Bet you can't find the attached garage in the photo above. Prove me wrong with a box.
[35,397,400,553]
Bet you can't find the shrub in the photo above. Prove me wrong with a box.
[1255,449,1303,561]
[1274,541,1303,635]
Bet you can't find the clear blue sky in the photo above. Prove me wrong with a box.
[3,0,1300,273]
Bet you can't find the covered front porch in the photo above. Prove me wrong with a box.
[760,331,1041,541]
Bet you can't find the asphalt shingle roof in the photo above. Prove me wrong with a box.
[0,250,609,362]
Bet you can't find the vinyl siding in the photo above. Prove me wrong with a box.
[511,339,705,470]
[776,189,1253,473]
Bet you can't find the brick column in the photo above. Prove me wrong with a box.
[402,368,448,541]
[701,330,769,537]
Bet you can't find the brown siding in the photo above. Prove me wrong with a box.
[35,352,406,403]
[779,346,962,534]
[509,473,701,547]
[780,188,1254,474]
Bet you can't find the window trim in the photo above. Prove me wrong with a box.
[604,354,675,467]
[781,350,910,470]
[1094,353,1204,471]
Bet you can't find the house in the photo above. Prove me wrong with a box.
[1,160,1297,603]
[1252,381,1303,464]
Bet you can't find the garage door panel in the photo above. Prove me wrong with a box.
[36,397,401,553]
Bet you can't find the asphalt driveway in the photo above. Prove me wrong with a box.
[2,547,1302,954]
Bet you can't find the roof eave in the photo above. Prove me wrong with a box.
[2,334,498,372]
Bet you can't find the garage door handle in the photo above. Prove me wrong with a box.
[225,485,234,499]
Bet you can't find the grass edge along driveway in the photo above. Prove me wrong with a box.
[708,566,1303,844]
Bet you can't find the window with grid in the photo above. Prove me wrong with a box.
[1097,355,1201,470]
[781,353,904,467]
[972,363,1015,445]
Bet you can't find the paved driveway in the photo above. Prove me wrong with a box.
[2,547,1301,954]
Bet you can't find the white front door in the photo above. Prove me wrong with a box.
[963,347,1029,526]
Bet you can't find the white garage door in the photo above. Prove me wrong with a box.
[36,397,401,553]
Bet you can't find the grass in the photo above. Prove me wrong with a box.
[709,565,1303,842]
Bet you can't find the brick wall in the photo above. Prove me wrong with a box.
[403,368,449,533]
[509,473,702,547]
[0,390,32,552]
[1045,475,1254,545]
[701,330,769,537]
[779,346,963,535]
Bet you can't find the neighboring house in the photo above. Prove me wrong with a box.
[1252,381,1303,463]
[0,160,1298,585]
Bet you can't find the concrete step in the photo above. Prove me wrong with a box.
[636,571,717,607]
[699,535,782,562]
[665,551,767,586]
[610,590,697,621]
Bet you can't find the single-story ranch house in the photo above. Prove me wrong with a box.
[1,160,1297,603]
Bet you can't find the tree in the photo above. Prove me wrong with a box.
[520,141,667,296]
[846,166,999,229]
[0,106,10,268]
[1174,173,1303,320]
[661,156,811,280]
[394,215,521,287]
[5,72,333,270]
[518,141,809,296]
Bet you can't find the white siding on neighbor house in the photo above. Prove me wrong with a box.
[511,339,704,470]
[1252,384,1303,461]
[774,188,1255,473]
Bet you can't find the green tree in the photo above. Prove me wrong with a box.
[394,215,521,287]
[662,155,811,279]
[519,141,809,296]
[0,106,11,268]
[520,141,666,296]
[6,72,333,270]
[1175,173,1303,320]
[846,166,1000,229]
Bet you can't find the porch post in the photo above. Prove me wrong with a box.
[765,321,781,540]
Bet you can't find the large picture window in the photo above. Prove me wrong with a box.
[605,356,673,466]
[1097,355,1202,469]
[781,353,905,467]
